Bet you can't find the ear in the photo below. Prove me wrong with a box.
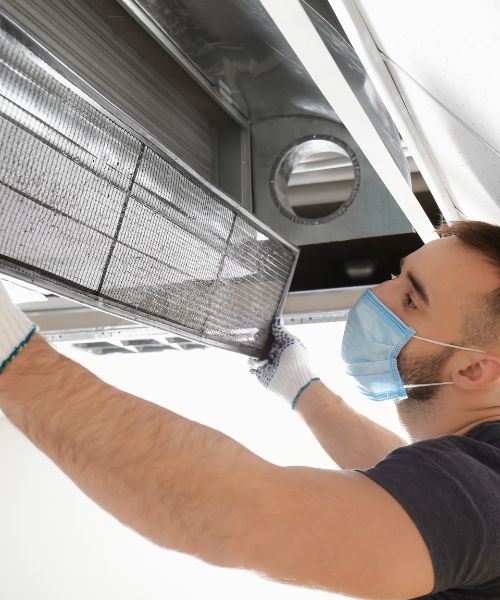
[453,354,500,391]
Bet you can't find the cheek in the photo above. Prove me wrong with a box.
[397,341,414,366]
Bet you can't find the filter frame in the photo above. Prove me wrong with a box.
[0,12,299,358]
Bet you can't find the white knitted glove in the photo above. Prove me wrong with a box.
[249,318,319,409]
[0,280,38,374]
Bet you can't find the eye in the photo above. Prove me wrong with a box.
[404,293,417,310]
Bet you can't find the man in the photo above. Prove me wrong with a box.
[0,220,499,599]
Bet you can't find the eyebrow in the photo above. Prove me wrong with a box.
[400,256,430,306]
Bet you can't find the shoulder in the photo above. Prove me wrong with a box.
[241,463,435,599]
[358,431,500,591]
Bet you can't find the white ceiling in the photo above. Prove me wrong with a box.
[354,0,500,224]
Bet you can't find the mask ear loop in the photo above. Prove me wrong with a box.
[404,382,454,389]
[413,335,486,354]
[403,336,487,389]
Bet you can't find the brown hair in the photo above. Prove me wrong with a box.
[436,220,500,349]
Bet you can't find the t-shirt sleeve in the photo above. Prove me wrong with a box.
[358,436,500,593]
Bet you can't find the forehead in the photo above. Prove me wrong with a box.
[408,236,497,315]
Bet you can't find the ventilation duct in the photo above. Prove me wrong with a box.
[0,15,298,358]
[119,0,414,245]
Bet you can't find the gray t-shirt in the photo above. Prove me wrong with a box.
[358,421,500,599]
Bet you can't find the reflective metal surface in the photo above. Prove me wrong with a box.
[0,0,239,183]
[302,2,408,173]
[252,116,412,244]
[271,137,360,225]
[120,0,413,244]
[119,0,408,145]
[0,15,298,358]
[18,286,368,342]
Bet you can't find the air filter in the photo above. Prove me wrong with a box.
[0,15,298,358]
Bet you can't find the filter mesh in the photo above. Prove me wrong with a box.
[0,21,297,357]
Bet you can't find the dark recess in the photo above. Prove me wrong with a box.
[290,185,444,291]
[290,233,424,291]
[417,190,444,229]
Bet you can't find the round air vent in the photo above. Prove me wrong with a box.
[270,136,360,225]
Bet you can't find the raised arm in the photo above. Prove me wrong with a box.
[249,321,407,469]
[0,334,433,599]
[296,380,407,469]
[0,284,434,598]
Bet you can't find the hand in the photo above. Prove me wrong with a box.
[249,318,319,409]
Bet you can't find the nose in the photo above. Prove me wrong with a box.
[371,278,396,312]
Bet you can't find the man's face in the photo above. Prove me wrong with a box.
[372,236,498,409]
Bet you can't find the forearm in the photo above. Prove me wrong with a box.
[0,335,275,567]
[0,335,433,598]
[296,381,407,469]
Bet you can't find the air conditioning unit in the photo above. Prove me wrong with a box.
[0,0,440,353]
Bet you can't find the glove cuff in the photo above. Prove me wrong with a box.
[0,282,38,374]
[291,377,321,410]
[266,344,319,408]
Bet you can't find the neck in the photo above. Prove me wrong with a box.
[395,389,500,442]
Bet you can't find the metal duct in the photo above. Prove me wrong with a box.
[0,0,252,204]
[119,0,414,245]
[0,15,298,358]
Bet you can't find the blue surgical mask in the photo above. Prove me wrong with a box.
[341,289,486,401]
